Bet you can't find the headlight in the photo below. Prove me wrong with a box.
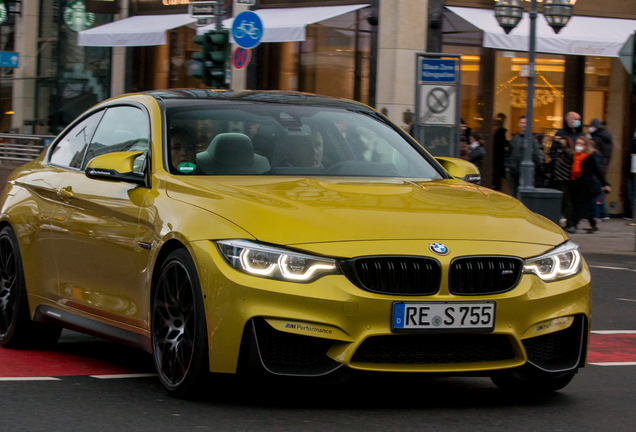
[523,242,582,282]
[216,240,339,282]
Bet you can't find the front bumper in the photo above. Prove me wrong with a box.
[188,240,591,376]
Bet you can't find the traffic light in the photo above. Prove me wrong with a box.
[192,30,230,89]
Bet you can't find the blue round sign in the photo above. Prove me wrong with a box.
[232,10,263,49]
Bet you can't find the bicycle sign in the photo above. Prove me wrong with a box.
[232,10,263,49]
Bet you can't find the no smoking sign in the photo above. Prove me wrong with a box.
[419,84,456,125]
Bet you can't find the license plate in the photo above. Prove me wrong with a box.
[392,302,495,332]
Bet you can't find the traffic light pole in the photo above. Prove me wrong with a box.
[214,0,223,30]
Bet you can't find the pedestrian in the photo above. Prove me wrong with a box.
[570,136,611,233]
[468,131,486,172]
[589,118,613,220]
[623,127,636,220]
[551,134,575,230]
[534,132,548,187]
[460,118,471,142]
[550,112,583,183]
[492,113,508,191]
[460,135,470,161]
[505,116,544,197]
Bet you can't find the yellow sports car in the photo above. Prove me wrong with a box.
[0,90,590,396]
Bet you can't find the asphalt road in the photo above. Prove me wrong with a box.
[1,259,635,432]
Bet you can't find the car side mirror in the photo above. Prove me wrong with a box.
[435,157,481,184]
[85,151,147,187]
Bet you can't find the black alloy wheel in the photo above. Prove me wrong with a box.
[0,229,17,339]
[0,226,61,348]
[152,248,208,397]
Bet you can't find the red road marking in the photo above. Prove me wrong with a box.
[0,343,153,377]
[588,333,636,363]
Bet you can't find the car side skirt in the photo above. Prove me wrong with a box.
[33,305,152,353]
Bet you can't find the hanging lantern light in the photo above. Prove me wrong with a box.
[543,0,574,34]
[494,0,524,35]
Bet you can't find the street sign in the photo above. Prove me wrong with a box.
[0,51,19,68]
[419,58,457,83]
[232,10,263,49]
[419,85,456,125]
[232,47,251,69]
[619,32,635,75]
[189,1,217,18]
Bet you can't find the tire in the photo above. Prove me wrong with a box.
[491,369,576,394]
[0,226,61,349]
[152,248,209,398]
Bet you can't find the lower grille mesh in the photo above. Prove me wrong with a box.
[523,327,570,364]
[351,334,515,364]
[254,319,332,366]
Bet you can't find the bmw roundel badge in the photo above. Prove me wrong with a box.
[429,243,449,255]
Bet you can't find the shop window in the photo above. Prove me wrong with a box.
[583,56,611,127]
[493,51,565,140]
[254,10,371,104]
[442,46,481,135]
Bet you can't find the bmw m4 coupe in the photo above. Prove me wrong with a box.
[0,90,590,396]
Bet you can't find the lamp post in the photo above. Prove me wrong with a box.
[494,0,573,222]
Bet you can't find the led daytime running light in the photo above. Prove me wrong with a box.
[279,255,336,281]
[240,249,276,276]
[523,242,581,281]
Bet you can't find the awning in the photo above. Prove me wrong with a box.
[197,4,370,42]
[445,6,636,58]
[78,14,196,47]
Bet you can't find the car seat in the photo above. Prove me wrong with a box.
[196,133,270,174]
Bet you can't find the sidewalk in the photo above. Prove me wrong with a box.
[567,218,636,257]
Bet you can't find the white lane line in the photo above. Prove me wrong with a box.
[90,373,157,379]
[0,377,61,381]
[588,265,636,272]
[589,362,636,366]
[591,330,636,334]
[616,298,636,303]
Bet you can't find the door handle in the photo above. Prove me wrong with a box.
[57,186,73,202]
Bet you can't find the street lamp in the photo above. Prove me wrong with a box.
[494,0,523,35]
[494,0,574,223]
[543,0,574,34]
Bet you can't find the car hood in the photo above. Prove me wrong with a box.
[165,176,566,246]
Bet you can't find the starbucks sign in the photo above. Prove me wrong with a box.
[63,0,96,32]
[0,1,7,26]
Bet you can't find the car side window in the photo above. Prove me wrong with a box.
[84,106,150,173]
[49,111,104,169]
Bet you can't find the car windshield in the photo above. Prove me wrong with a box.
[165,103,442,179]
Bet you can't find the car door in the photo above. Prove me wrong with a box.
[9,110,105,302]
[50,105,153,328]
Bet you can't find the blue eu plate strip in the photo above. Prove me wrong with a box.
[393,303,405,329]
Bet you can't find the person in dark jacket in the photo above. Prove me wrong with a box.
[492,113,508,191]
[505,116,544,197]
[552,134,575,230]
[468,131,486,172]
[570,136,611,233]
[624,128,636,220]
[550,112,583,182]
[589,118,613,219]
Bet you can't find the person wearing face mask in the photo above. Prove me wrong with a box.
[550,112,583,182]
[589,118,613,220]
[569,137,611,233]
[623,128,636,220]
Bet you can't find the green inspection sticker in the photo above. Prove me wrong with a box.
[178,162,197,173]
